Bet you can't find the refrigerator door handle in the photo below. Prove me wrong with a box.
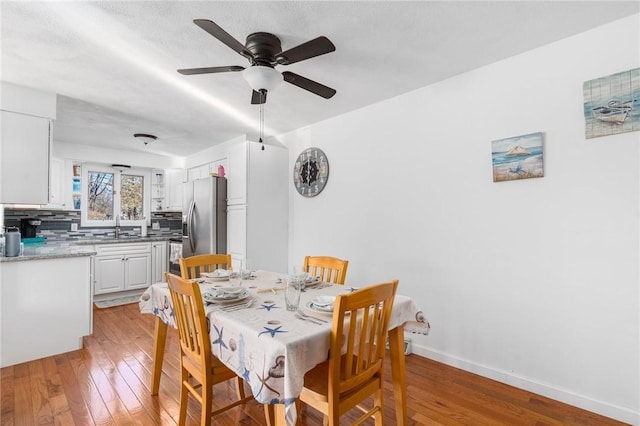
[187,200,196,253]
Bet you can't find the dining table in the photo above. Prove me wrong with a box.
[139,270,428,426]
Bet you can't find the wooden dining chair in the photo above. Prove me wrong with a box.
[303,255,349,284]
[179,253,232,279]
[166,273,253,426]
[298,279,399,426]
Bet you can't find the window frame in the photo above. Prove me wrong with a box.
[81,163,151,227]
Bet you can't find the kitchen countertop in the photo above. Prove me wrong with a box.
[0,236,174,262]
[72,236,173,245]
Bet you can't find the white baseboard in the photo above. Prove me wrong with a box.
[410,343,639,425]
[93,288,145,303]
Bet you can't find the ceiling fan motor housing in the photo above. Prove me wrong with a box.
[245,32,282,67]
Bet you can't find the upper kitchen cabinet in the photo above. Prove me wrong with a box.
[227,143,248,205]
[151,169,166,212]
[165,168,187,211]
[45,157,66,209]
[226,141,288,272]
[187,163,208,181]
[187,159,228,183]
[0,82,56,205]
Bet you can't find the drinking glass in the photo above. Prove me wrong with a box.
[241,259,252,280]
[284,276,302,311]
[229,267,242,287]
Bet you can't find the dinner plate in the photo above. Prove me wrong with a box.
[216,287,245,295]
[305,299,334,315]
[305,301,333,316]
[203,289,250,304]
[312,295,335,308]
[202,269,231,281]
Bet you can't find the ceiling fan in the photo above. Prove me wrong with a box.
[178,19,337,104]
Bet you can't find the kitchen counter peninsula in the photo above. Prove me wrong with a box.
[0,248,93,367]
[0,235,174,367]
[0,242,96,262]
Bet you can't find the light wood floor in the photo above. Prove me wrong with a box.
[1,302,628,426]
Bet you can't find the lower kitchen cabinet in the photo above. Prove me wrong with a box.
[151,241,168,283]
[0,255,93,367]
[93,243,151,294]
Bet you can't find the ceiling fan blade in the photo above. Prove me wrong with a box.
[251,90,267,105]
[177,65,244,75]
[282,72,336,99]
[276,36,335,65]
[193,19,253,60]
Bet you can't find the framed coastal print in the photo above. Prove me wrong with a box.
[492,132,544,182]
[583,68,639,139]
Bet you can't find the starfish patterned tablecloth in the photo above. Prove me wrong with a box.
[139,270,428,425]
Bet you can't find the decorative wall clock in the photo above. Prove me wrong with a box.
[293,147,329,197]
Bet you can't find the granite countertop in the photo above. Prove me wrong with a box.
[0,243,97,262]
[0,236,174,262]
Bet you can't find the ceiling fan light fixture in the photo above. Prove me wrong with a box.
[134,133,158,145]
[242,66,283,92]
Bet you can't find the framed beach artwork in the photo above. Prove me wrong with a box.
[583,68,640,139]
[492,132,544,182]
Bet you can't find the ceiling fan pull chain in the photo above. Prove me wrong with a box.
[259,90,265,150]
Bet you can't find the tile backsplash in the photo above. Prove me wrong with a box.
[3,208,182,242]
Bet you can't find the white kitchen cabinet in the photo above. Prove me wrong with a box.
[0,255,93,367]
[226,141,288,272]
[0,110,51,204]
[44,157,74,209]
[227,143,248,205]
[0,82,56,205]
[151,169,166,211]
[151,241,168,283]
[187,160,228,184]
[47,157,64,208]
[187,163,209,181]
[165,168,186,211]
[93,243,151,295]
[227,204,247,265]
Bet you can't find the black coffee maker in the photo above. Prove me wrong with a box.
[20,218,41,238]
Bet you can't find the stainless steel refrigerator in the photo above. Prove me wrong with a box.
[182,176,227,258]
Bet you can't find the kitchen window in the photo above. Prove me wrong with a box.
[81,164,151,227]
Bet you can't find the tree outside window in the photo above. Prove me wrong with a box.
[120,174,144,220]
[87,172,114,220]
[82,165,150,227]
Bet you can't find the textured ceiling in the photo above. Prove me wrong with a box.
[1,1,638,158]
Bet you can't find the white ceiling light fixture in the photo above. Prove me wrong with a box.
[134,133,158,145]
[242,66,282,152]
[242,66,283,93]
[111,164,131,172]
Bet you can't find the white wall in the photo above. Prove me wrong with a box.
[278,14,640,424]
